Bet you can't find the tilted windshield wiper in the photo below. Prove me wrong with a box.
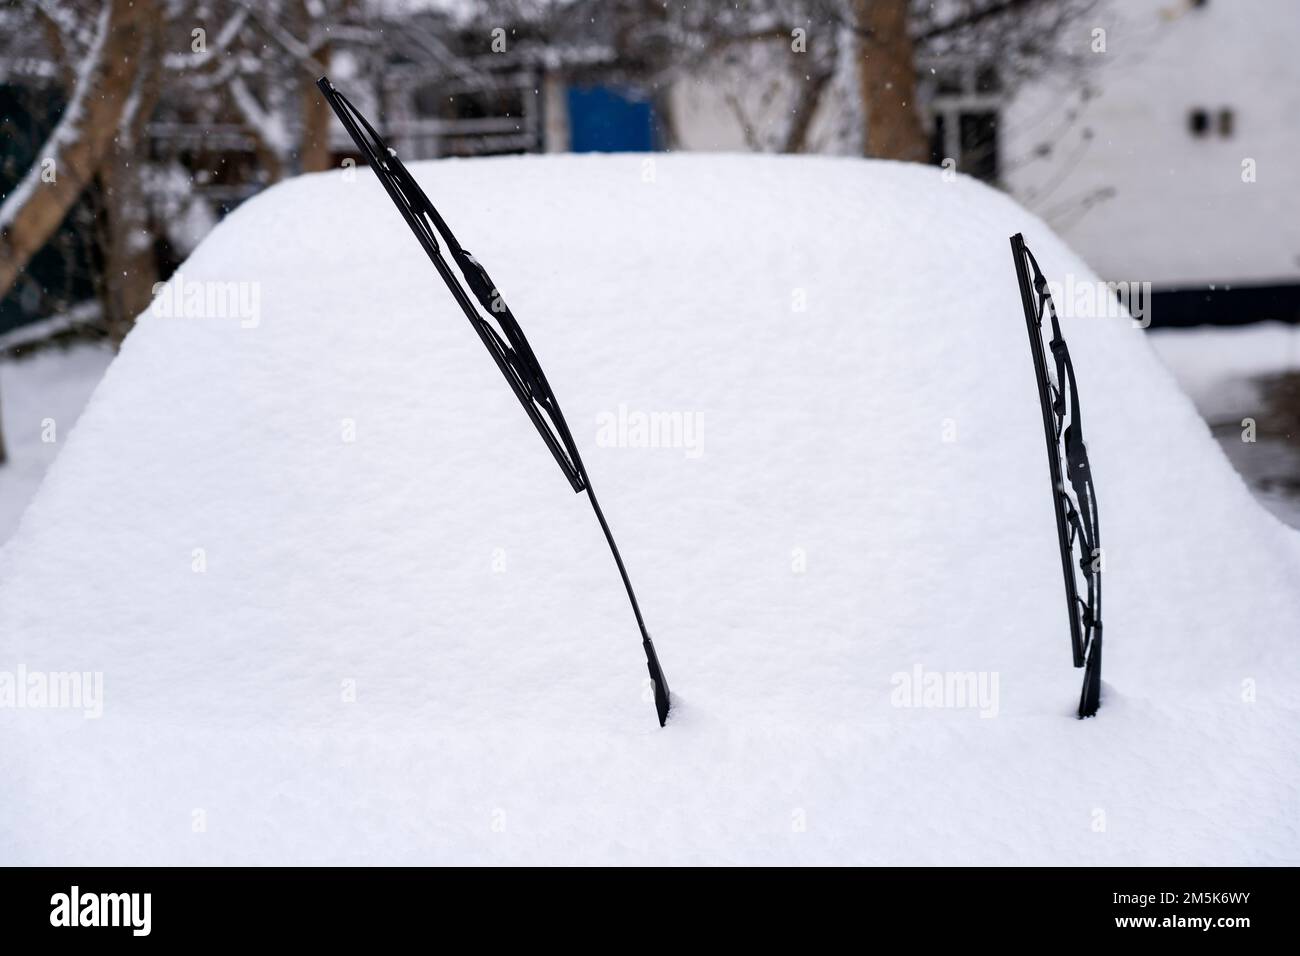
[318,77,671,726]
[1011,233,1103,718]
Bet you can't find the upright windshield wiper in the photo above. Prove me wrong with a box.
[318,77,671,726]
[1010,233,1103,718]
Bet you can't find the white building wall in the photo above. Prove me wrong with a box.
[669,77,753,152]
[668,0,1300,288]
[1003,0,1300,287]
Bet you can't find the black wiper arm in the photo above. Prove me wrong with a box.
[317,78,581,491]
[318,77,671,726]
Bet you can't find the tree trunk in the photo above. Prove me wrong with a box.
[297,0,353,173]
[854,0,929,162]
[100,13,165,347]
[0,0,158,303]
[299,46,334,173]
[100,154,161,346]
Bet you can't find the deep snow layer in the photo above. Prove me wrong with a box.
[2,155,1298,864]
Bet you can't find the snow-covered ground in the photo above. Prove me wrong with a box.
[2,155,1298,865]
[1149,323,1300,529]
[0,344,114,543]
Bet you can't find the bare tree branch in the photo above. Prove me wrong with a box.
[0,0,159,303]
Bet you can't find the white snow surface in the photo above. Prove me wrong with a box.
[1148,322,1300,421]
[1148,323,1300,530]
[0,344,113,544]
[2,155,1299,865]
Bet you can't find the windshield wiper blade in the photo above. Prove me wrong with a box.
[318,76,671,726]
[1011,233,1103,718]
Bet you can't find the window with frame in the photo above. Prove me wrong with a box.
[918,59,1003,184]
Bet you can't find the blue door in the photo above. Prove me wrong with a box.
[566,87,657,152]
